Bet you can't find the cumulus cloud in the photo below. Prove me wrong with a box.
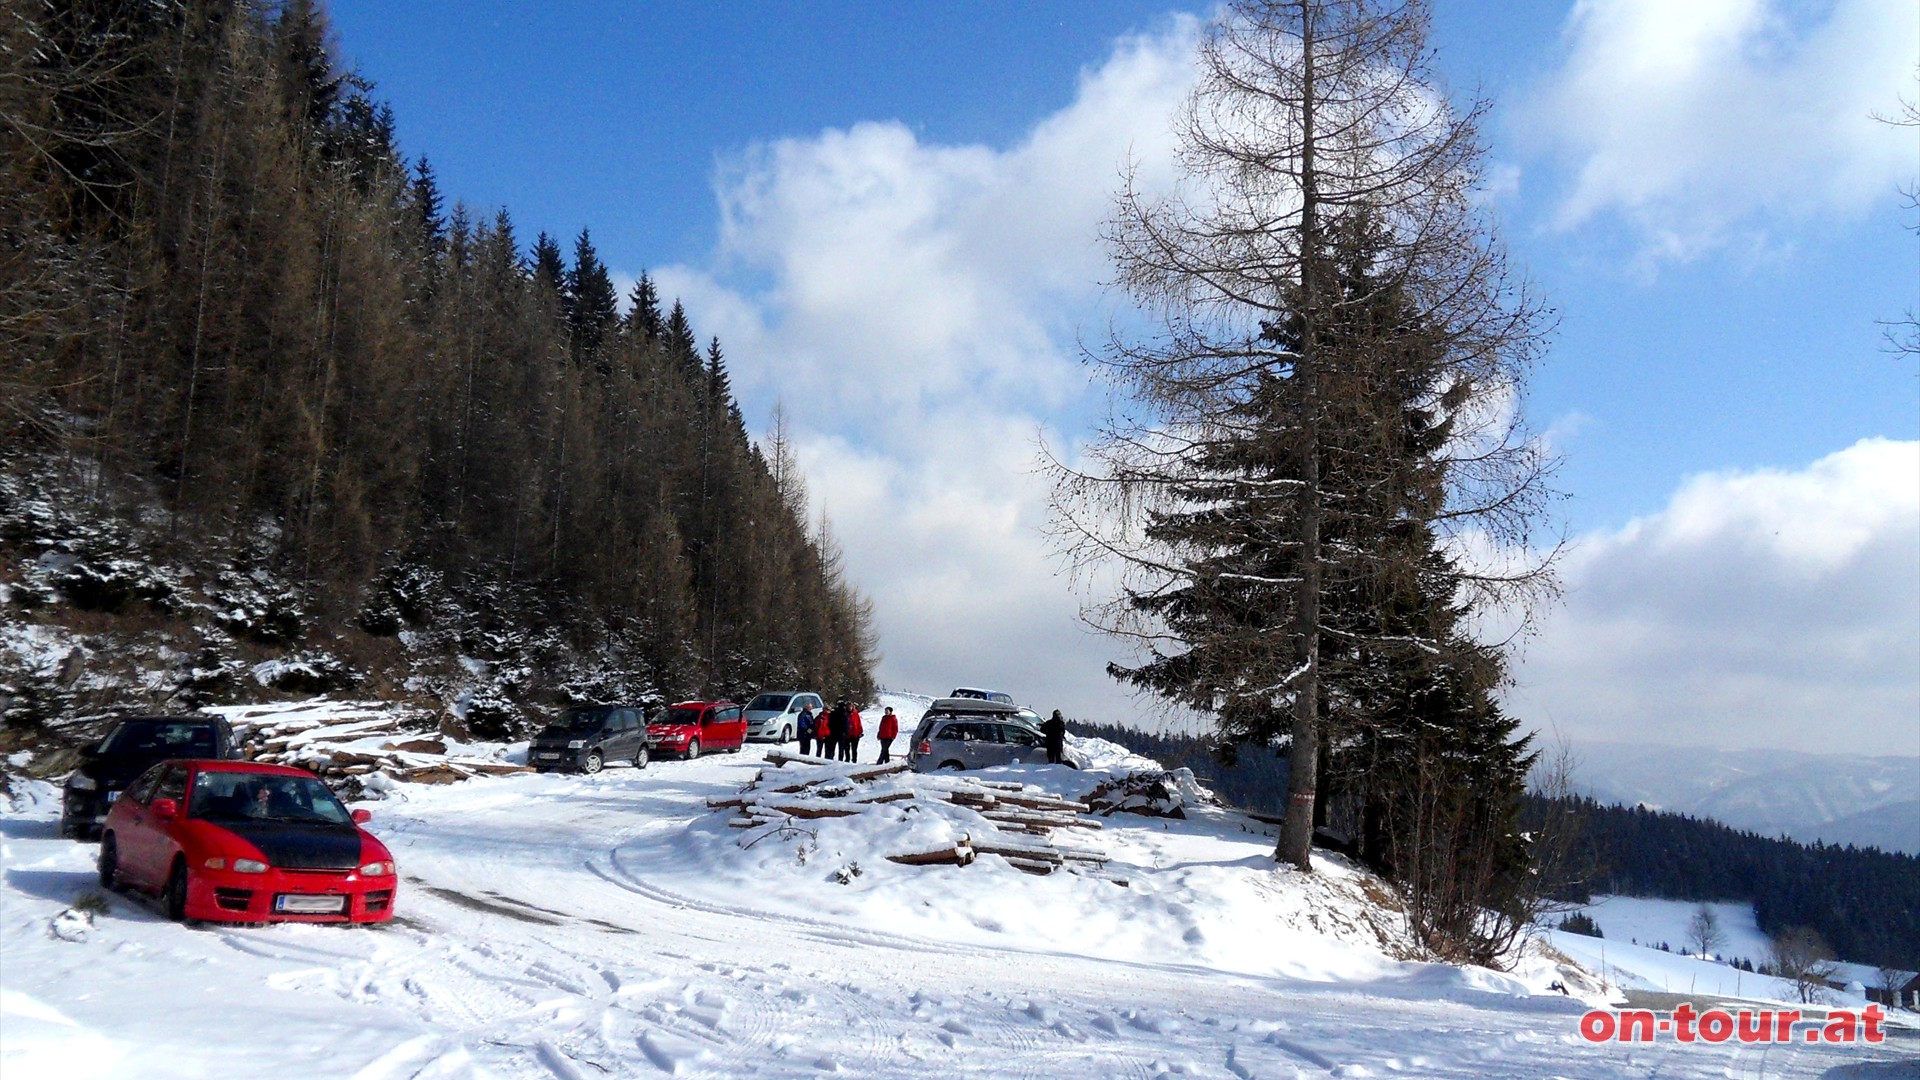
[1521,0,1916,260]
[654,18,1203,725]
[1507,439,1920,754]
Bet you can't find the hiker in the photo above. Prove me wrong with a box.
[1042,709,1068,765]
[844,703,863,763]
[797,701,816,757]
[826,699,851,762]
[876,706,899,764]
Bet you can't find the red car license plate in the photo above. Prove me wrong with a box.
[275,894,347,914]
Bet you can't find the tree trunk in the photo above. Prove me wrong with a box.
[1276,0,1321,873]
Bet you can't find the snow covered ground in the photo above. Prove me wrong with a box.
[4,694,1914,1078]
[1564,895,1774,965]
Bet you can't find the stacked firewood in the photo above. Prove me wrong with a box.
[226,704,529,785]
[708,750,1116,879]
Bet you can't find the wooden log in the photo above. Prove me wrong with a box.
[763,749,838,768]
[969,839,1064,864]
[993,793,1092,814]
[460,761,532,775]
[851,790,915,804]
[886,837,977,867]
[754,803,858,820]
[846,761,911,782]
[706,796,751,809]
[981,809,1102,830]
[1002,856,1056,876]
[383,738,448,754]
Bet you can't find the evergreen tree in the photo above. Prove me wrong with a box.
[663,300,700,382]
[567,228,618,370]
[625,272,663,344]
[529,231,567,304]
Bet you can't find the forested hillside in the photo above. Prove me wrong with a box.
[0,0,875,738]
[1535,796,1920,973]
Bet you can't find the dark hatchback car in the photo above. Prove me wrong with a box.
[528,705,650,774]
[62,715,238,840]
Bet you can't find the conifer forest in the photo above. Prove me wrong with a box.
[1,0,878,734]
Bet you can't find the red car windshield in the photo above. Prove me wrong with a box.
[656,707,704,726]
[190,772,353,825]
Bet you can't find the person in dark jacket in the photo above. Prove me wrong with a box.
[876,707,899,764]
[826,699,851,762]
[797,703,816,757]
[1042,709,1068,765]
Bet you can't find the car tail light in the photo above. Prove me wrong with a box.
[917,740,931,755]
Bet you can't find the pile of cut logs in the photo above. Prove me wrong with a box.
[231,707,529,785]
[707,749,1118,880]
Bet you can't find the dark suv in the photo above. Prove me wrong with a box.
[529,705,650,774]
[62,714,238,839]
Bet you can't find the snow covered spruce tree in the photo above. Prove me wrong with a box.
[1050,0,1557,924]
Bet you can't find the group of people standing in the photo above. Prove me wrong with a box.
[796,700,901,764]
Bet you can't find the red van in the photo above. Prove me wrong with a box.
[646,701,746,760]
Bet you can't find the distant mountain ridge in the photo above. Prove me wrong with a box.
[1569,741,1920,855]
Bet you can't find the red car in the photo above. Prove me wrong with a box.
[98,759,397,925]
[646,701,746,759]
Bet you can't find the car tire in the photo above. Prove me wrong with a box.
[163,858,190,923]
[685,739,700,761]
[939,760,965,771]
[781,725,793,744]
[633,745,649,770]
[98,834,119,890]
[583,750,604,774]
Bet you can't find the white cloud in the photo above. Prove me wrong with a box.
[1508,438,1920,754]
[1522,0,1916,260]
[654,18,1204,726]
[646,11,1917,758]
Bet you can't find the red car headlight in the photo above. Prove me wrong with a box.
[233,858,268,873]
[359,861,394,876]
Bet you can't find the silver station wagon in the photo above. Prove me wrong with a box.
[742,691,823,743]
[906,698,1076,772]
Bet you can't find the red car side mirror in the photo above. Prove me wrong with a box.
[351,809,372,824]
[150,798,178,820]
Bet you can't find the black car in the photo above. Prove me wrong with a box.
[62,715,238,839]
[528,705,649,774]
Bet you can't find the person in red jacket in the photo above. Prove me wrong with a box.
[844,706,863,763]
[876,706,899,764]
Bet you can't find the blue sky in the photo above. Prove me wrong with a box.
[328,1,1918,754]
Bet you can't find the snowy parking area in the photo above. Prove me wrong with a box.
[4,696,1913,1079]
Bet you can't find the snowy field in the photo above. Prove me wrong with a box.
[4,694,1915,1079]
[1564,896,1774,964]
